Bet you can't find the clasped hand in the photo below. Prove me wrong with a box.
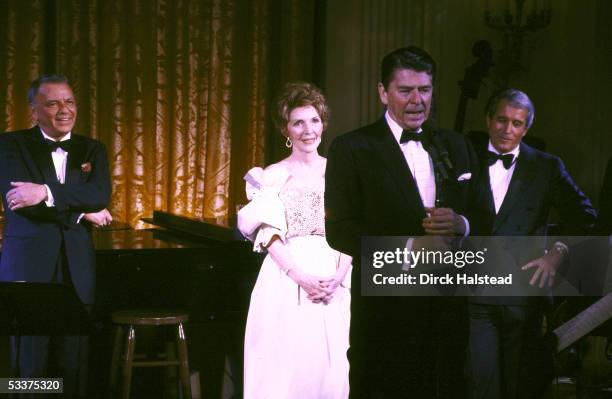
[289,269,341,304]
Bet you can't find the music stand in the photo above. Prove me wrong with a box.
[0,282,92,376]
[0,281,91,336]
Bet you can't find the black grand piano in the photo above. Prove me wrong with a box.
[94,211,261,323]
[1,211,263,398]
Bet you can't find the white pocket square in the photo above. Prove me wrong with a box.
[457,173,472,181]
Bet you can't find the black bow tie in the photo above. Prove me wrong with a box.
[400,130,423,144]
[45,138,71,152]
[487,151,514,169]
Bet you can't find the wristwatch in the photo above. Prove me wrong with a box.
[552,241,569,255]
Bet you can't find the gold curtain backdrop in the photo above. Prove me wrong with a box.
[0,0,316,228]
[0,0,45,130]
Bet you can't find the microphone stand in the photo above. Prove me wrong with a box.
[422,131,451,208]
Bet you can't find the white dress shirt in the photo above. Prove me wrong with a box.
[40,129,71,206]
[487,141,520,214]
[385,113,469,271]
[385,112,436,208]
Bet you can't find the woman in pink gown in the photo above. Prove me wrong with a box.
[238,82,351,399]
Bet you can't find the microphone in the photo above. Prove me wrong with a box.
[423,138,448,180]
[421,119,453,208]
[423,119,454,172]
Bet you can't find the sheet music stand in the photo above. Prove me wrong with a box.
[0,282,92,379]
[0,282,92,378]
[0,281,91,336]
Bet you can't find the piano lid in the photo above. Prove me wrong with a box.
[0,211,247,252]
[142,211,243,242]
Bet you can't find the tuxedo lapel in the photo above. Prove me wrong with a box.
[493,143,536,233]
[21,127,58,184]
[369,119,426,216]
[66,135,87,185]
[480,162,496,216]
[472,149,497,234]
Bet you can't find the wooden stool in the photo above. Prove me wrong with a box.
[110,310,192,399]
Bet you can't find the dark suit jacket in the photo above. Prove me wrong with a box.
[325,117,478,398]
[325,117,479,259]
[0,126,111,304]
[469,142,597,305]
[597,157,612,235]
[470,142,596,237]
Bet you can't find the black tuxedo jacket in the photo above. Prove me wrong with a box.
[0,126,111,304]
[325,117,478,260]
[469,142,596,305]
[597,157,612,234]
[325,117,478,398]
[470,142,596,237]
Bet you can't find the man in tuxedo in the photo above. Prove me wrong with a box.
[325,46,478,398]
[0,75,112,395]
[467,89,596,399]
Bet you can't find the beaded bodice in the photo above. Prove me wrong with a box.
[278,185,325,238]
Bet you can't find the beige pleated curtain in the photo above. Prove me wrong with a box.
[0,0,315,227]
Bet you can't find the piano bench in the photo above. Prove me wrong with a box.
[109,310,192,399]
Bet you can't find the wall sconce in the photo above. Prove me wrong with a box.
[485,0,552,84]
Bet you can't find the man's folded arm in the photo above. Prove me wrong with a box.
[46,143,111,213]
[0,136,62,221]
